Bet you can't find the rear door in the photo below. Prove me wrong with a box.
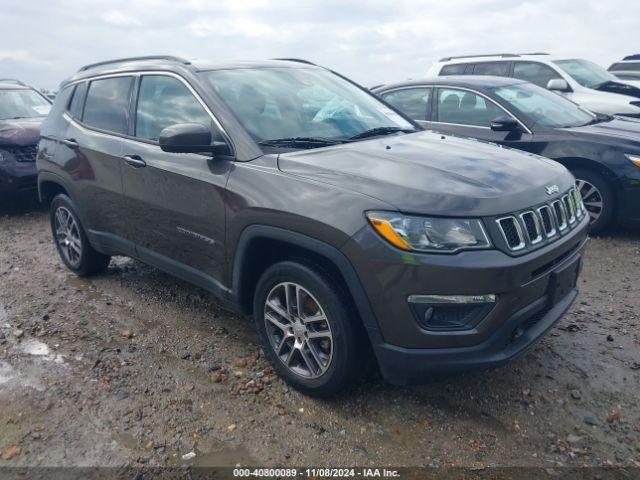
[58,76,133,249]
[421,87,533,148]
[120,73,231,288]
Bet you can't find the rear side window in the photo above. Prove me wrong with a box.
[440,64,469,76]
[82,77,133,134]
[68,82,87,119]
[472,62,509,76]
[135,75,211,142]
[609,62,640,72]
[436,88,506,127]
[512,62,561,88]
[381,88,431,121]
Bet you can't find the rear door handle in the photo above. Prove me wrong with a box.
[123,155,147,168]
[61,138,79,148]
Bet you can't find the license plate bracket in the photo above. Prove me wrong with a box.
[547,257,581,307]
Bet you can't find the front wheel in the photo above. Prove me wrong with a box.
[253,261,364,397]
[50,194,111,276]
[571,169,614,234]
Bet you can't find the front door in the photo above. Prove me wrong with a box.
[421,87,534,149]
[120,74,231,290]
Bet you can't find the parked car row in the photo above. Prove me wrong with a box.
[0,52,637,396]
[374,75,640,232]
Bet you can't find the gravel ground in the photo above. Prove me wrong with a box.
[0,201,638,470]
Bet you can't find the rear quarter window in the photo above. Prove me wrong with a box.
[82,77,133,134]
[68,82,88,119]
[440,64,469,76]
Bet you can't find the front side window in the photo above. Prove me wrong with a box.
[493,82,594,128]
[554,59,619,88]
[83,77,133,134]
[0,89,51,120]
[436,88,506,127]
[201,67,413,144]
[135,75,211,142]
[512,62,561,88]
[381,88,431,121]
[472,62,509,76]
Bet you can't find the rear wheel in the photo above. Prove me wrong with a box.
[571,169,614,234]
[50,194,111,276]
[253,261,363,397]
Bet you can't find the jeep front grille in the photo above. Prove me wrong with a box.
[497,217,525,250]
[496,188,584,252]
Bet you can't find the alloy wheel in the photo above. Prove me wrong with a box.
[264,282,333,379]
[54,206,82,268]
[575,178,603,223]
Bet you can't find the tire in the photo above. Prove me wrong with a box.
[571,168,614,234]
[253,261,364,397]
[50,194,110,276]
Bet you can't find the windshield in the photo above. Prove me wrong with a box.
[0,89,51,120]
[201,67,413,145]
[493,82,595,128]
[554,59,619,88]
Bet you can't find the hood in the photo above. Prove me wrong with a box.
[570,89,640,115]
[565,117,640,146]
[593,80,640,99]
[0,117,43,147]
[278,131,574,217]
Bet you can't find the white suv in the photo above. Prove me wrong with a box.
[608,55,640,88]
[427,53,640,118]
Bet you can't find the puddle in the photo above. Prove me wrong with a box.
[66,276,103,301]
[0,362,18,385]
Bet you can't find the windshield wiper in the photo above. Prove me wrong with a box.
[348,126,417,141]
[258,137,347,148]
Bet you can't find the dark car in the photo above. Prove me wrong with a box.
[0,79,52,203]
[374,76,640,232]
[38,56,589,396]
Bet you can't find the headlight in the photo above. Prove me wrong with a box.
[626,154,640,167]
[366,211,491,253]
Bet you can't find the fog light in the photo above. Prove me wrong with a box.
[408,294,496,331]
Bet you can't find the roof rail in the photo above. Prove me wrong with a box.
[439,52,549,62]
[622,54,640,61]
[272,58,317,66]
[0,78,27,86]
[79,55,191,72]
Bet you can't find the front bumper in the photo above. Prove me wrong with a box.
[342,213,589,384]
[0,158,38,198]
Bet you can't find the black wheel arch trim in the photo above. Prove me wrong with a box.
[37,171,76,204]
[230,224,384,344]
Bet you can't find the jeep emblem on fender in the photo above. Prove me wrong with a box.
[545,185,560,195]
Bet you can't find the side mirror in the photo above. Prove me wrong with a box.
[159,123,231,156]
[547,79,572,92]
[490,115,521,132]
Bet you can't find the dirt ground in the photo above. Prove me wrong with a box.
[0,200,638,471]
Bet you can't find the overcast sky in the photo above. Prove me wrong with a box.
[1,0,637,91]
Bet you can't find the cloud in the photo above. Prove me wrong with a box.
[102,11,142,26]
[0,0,637,90]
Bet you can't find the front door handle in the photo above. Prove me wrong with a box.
[123,155,147,168]
[61,138,79,149]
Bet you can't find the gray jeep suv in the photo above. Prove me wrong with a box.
[37,56,589,396]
